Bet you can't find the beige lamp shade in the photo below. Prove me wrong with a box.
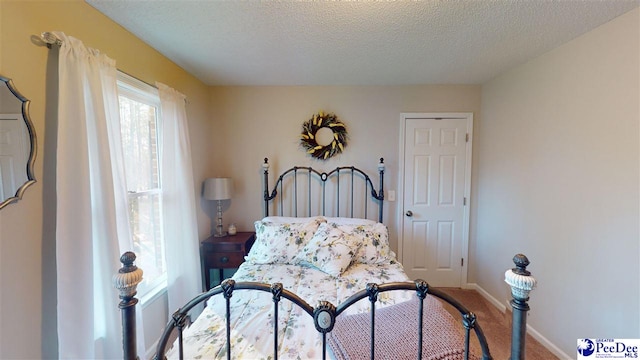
[204,178,234,200]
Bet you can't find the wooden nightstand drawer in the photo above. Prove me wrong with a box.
[207,252,245,268]
[202,242,243,252]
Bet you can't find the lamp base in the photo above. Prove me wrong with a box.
[214,200,227,237]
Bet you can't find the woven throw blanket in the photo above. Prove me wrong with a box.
[327,296,478,360]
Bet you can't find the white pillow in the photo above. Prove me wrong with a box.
[295,222,361,277]
[245,217,325,264]
[335,223,395,264]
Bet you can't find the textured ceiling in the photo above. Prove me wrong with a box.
[86,1,639,86]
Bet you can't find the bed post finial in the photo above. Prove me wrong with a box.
[263,158,270,216]
[504,253,536,360]
[377,158,385,222]
[114,252,143,300]
[114,252,143,360]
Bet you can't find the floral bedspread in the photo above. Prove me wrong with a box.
[167,261,414,359]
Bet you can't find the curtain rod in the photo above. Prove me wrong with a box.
[39,32,159,91]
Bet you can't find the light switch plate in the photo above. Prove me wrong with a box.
[387,190,395,202]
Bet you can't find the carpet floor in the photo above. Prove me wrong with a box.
[438,288,558,360]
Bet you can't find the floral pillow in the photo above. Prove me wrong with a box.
[336,223,395,264]
[295,222,361,277]
[245,217,325,265]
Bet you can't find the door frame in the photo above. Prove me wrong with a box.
[397,112,474,287]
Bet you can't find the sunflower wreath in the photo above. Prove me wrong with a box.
[300,111,348,160]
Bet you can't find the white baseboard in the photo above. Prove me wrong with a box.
[525,324,573,360]
[465,282,572,360]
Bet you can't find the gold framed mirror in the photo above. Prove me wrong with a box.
[0,75,36,210]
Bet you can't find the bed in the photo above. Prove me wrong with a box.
[114,158,537,360]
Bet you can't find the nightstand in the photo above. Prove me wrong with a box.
[200,232,255,291]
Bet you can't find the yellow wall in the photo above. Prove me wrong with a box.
[0,1,211,357]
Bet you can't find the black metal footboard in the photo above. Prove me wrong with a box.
[114,254,537,360]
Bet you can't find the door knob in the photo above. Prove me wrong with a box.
[405,210,413,217]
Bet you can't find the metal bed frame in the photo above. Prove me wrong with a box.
[262,157,385,222]
[114,159,537,360]
[115,254,535,360]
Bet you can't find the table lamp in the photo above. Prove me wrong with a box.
[204,177,234,237]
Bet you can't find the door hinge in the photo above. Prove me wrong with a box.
[463,197,467,206]
[465,133,469,142]
[461,258,464,266]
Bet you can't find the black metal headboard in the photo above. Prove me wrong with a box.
[263,158,385,222]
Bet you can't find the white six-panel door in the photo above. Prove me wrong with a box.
[399,113,472,287]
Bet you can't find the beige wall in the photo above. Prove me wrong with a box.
[477,8,639,357]
[208,85,481,253]
[0,1,212,358]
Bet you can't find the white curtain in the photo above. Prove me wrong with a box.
[156,83,202,314]
[54,32,133,358]
[54,32,201,358]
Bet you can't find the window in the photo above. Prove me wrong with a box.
[117,73,166,300]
